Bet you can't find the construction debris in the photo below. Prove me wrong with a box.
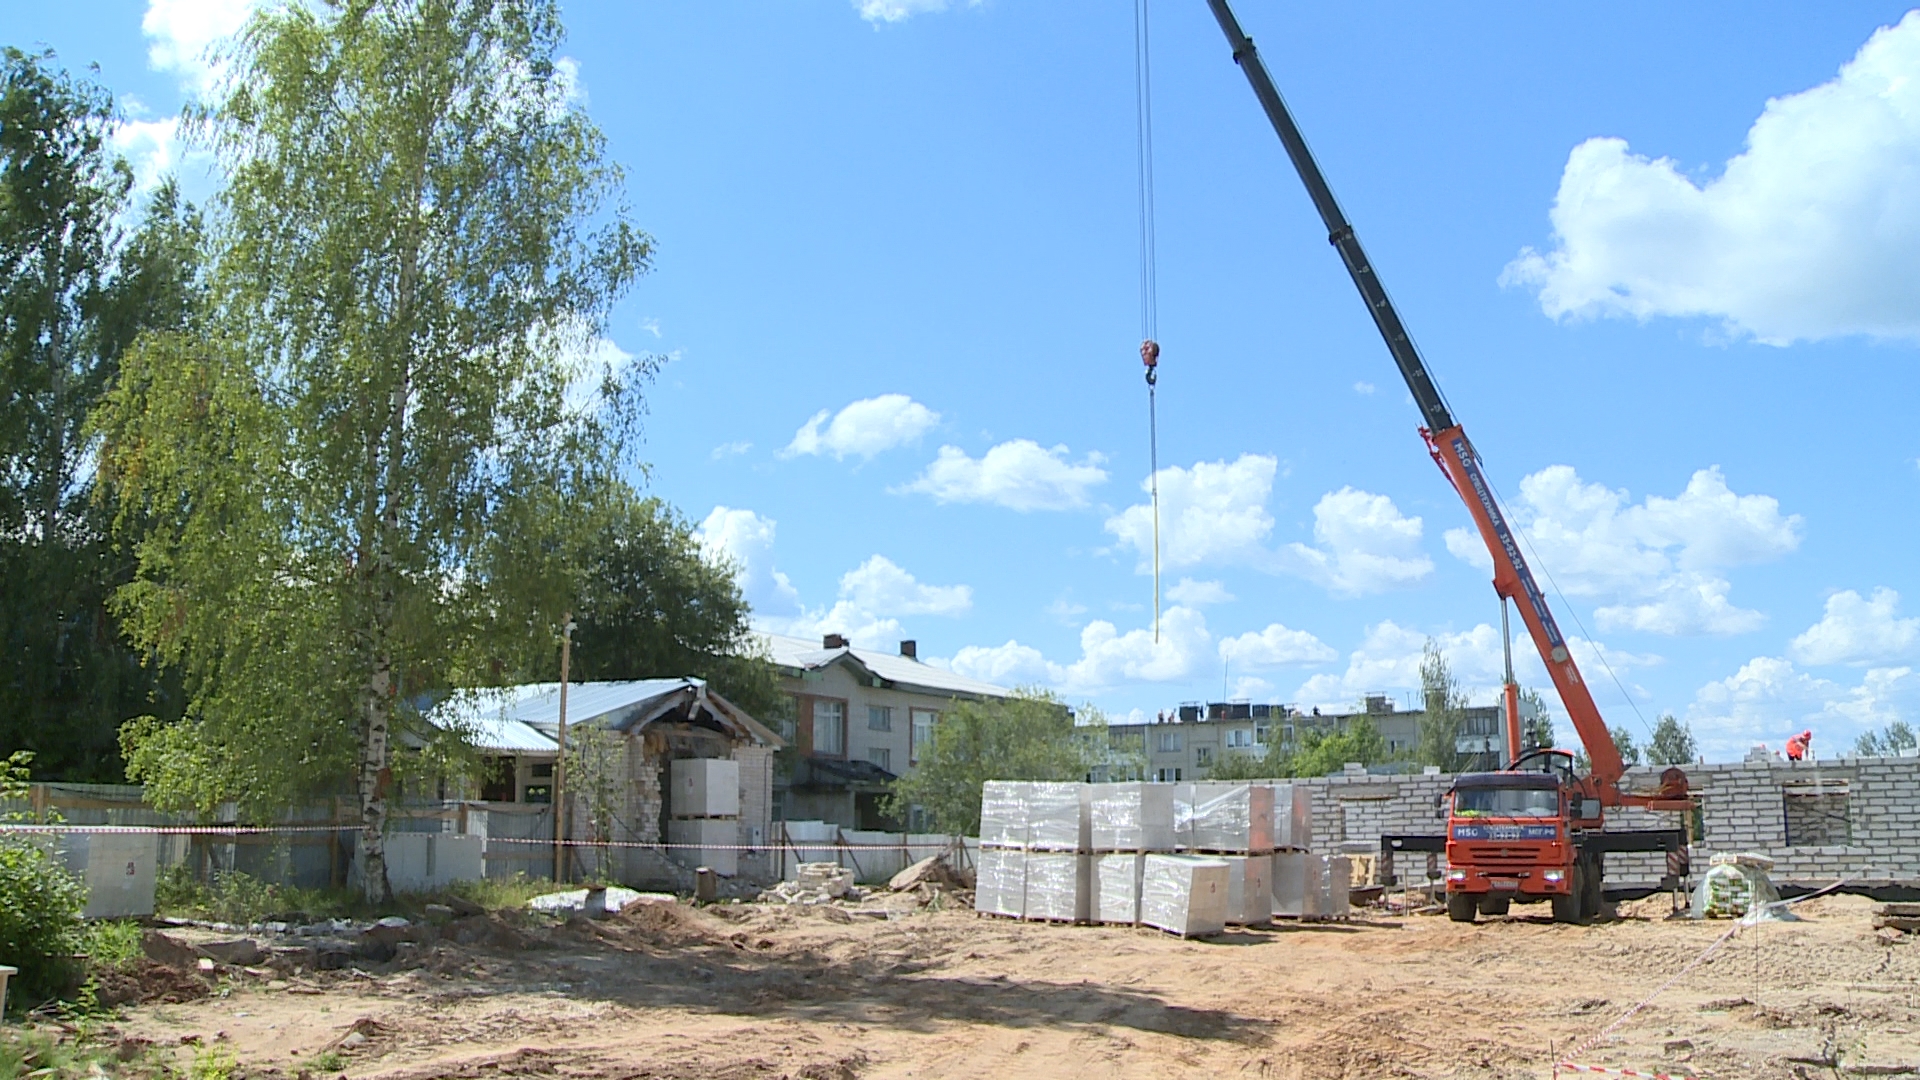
[758,863,860,906]
[1873,902,1920,935]
[889,851,970,892]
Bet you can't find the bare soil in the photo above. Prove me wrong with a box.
[108,893,1920,1079]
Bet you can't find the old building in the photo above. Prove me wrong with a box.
[762,633,1013,830]
[428,678,783,882]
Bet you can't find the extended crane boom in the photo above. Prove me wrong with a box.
[1202,0,1686,811]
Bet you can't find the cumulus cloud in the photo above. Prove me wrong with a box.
[1219,623,1337,668]
[1444,465,1799,635]
[697,507,802,618]
[898,440,1107,510]
[1354,381,1376,395]
[1504,12,1920,344]
[143,0,254,93]
[1790,588,1920,666]
[947,606,1215,697]
[710,441,752,460]
[1293,620,1656,713]
[782,394,939,461]
[1688,656,1919,758]
[784,555,971,645]
[1105,454,1279,571]
[1279,487,1433,595]
[855,0,980,23]
[110,118,184,194]
[1166,578,1233,607]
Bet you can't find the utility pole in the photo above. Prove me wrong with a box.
[552,613,574,883]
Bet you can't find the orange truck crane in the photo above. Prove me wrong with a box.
[1203,0,1696,922]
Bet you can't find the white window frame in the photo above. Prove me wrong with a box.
[868,705,892,731]
[868,746,892,772]
[1226,728,1252,749]
[910,708,938,765]
[812,699,846,757]
[1157,730,1183,753]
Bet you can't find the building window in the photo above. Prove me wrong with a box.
[530,762,554,779]
[868,747,892,772]
[1196,747,1213,767]
[1783,783,1850,846]
[868,705,893,731]
[813,699,846,756]
[1226,729,1252,749]
[1153,767,1183,782]
[1157,731,1183,753]
[910,708,937,764]
[1255,724,1271,746]
[523,784,552,804]
[775,694,799,741]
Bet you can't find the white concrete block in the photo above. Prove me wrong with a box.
[1023,852,1091,922]
[667,817,739,876]
[1140,854,1229,938]
[1093,853,1145,923]
[671,758,740,818]
[57,832,157,919]
[1220,854,1273,927]
[1090,783,1175,851]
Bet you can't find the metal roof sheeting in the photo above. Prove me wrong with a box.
[759,633,1011,699]
[427,678,783,752]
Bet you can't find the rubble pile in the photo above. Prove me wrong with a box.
[758,863,861,906]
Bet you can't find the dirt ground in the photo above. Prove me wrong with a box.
[106,893,1920,1080]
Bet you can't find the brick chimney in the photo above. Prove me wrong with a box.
[898,640,917,660]
[823,633,848,649]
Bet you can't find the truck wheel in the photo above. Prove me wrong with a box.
[1552,866,1583,923]
[1447,893,1478,923]
[1479,897,1510,916]
[1582,863,1605,920]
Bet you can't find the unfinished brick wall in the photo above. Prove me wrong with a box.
[1291,754,1920,889]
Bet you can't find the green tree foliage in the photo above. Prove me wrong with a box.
[1612,726,1641,768]
[1417,640,1468,772]
[95,0,651,900]
[1202,717,1389,779]
[0,752,87,1005]
[0,50,197,780]
[884,690,1091,835]
[565,494,781,720]
[1646,714,1697,766]
[1854,721,1918,757]
[1519,687,1554,751]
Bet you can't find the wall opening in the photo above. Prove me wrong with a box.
[1782,781,1851,847]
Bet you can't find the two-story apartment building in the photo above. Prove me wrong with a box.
[762,633,1013,830]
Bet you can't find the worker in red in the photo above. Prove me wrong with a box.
[1786,729,1813,761]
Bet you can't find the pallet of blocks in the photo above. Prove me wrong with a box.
[974,781,1091,922]
[667,758,741,876]
[1272,851,1352,920]
[1176,783,1274,926]
[1087,782,1176,924]
[1139,853,1230,937]
[1262,781,1313,853]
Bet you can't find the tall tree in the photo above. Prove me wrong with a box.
[0,51,196,780]
[884,690,1091,835]
[96,0,649,900]
[565,493,782,720]
[1416,639,1468,772]
[1646,714,1696,766]
[1854,721,1917,757]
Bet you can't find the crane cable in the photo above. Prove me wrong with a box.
[1134,0,1162,642]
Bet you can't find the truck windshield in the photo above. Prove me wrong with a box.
[1454,787,1559,817]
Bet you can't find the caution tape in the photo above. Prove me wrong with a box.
[1555,1064,1698,1080]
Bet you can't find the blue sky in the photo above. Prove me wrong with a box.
[15,0,1920,760]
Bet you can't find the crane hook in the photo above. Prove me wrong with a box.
[1141,338,1160,386]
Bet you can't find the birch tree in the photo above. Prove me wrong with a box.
[95,0,648,900]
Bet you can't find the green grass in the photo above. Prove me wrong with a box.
[0,1026,123,1079]
[153,865,558,926]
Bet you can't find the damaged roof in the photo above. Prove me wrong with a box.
[759,633,1011,700]
[428,678,784,753]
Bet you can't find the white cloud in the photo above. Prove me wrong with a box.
[1504,11,1920,344]
[640,317,662,339]
[855,0,979,23]
[1166,578,1233,607]
[1443,465,1799,635]
[779,555,972,647]
[898,440,1107,511]
[697,507,802,618]
[1219,623,1337,668]
[1688,656,1920,759]
[1105,454,1278,571]
[1353,381,1376,395]
[1291,620,1655,713]
[1044,598,1088,624]
[111,118,183,194]
[946,606,1215,697]
[1790,588,1920,666]
[143,0,254,93]
[782,394,939,461]
[710,441,752,460]
[1279,487,1433,595]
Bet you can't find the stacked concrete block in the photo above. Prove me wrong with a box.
[1178,783,1275,855]
[1139,854,1230,937]
[1219,854,1273,927]
[1265,782,1313,852]
[1090,782,1176,852]
[56,832,157,919]
[1093,853,1146,924]
[668,758,741,876]
[1271,850,1321,918]
[1024,852,1092,922]
[973,846,1026,918]
[975,781,1092,922]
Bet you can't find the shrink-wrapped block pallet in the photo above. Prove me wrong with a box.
[1220,854,1273,927]
[1089,782,1176,852]
[979,780,1090,850]
[1265,782,1314,852]
[670,758,740,818]
[1271,850,1322,918]
[979,781,1027,847]
[1177,783,1275,853]
[1325,855,1352,920]
[973,846,1026,918]
[1023,852,1091,923]
[1139,854,1229,938]
[1093,853,1146,924]
[666,818,739,876]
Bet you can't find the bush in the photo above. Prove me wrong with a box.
[0,839,88,1008]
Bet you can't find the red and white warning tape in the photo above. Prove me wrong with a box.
[0,823,963,853]
[1556,1064,1698,1080]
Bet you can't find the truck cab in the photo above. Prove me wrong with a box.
[1444,757,1602,923]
